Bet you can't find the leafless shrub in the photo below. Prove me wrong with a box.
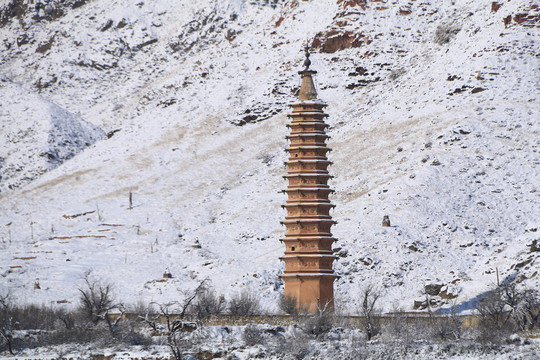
[242,324,264,346]
[143,280,208,335]
[273,329,312,359]
[129,299,151,315]
[8,304,60,330]
[300,302,333,339]
[382,309,420,347]
[389,68,406,81]
[0,291,150,352]
[434,23,461,45]
[144,302,192,335]
[417,288,464,342]
[359,285,381,340]
[278,295,298,315]
[0,297,99,351]
[109,316,152,347]
[176,279,208,319]
[191,287,225,320]
[228,290,261,316]
[43,320,110,346]
[278,294,308,317]
[429,309,464,341]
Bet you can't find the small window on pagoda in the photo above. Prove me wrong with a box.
[291,246,295,251]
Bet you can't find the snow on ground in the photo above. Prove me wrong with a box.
[0,0,538,316]
[7,325,540,360]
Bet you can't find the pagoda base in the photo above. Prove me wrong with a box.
[282,274,336,313]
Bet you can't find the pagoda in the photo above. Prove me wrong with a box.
[280,46,337,313]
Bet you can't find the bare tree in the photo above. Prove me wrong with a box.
[497,284,540,332]
[228,290,261,317]
[142,280,209,334]
[475,286,514,342]
[78,271,124,336]
[417,285,463,341]
[0,292,15,355]
[142,280,208,360]
[56,308,75,330]
[359,285,381,340]
[516,288,540,331]
[143,302,195,360]
[168,331,189,360]
[429,303,463,341]
[501,283,521,309]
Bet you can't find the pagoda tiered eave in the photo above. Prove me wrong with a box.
[280,273,338,278]
[290,100,328,107]
[283,202,333,206]
[282,254,336,258]
[282,218,336,223]
[286,122,329,128]
[283,172,332,177]
[287,112,329,118]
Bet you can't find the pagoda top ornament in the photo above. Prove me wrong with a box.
[303,44,312,71]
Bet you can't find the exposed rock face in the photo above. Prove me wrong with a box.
[424,283,444,296]
[492,2,503,13]
[314,0,415,53]
[313,29,368,53]
[312,1,371,53]
[337,0,368,10]
[0,0,88,27]
[530,240,540,253]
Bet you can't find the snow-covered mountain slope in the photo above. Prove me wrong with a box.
[0,0,538,312]
[0,76,105,194]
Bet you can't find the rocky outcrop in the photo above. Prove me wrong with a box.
[313,29,369,53]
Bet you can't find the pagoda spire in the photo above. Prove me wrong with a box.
[280,46,337,313]
[298,45,318,101]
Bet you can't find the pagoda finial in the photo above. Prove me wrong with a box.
[303,43,311,70]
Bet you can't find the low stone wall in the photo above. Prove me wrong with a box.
[112,312,481,328]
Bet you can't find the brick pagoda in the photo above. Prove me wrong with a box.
[280,46,337,313]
